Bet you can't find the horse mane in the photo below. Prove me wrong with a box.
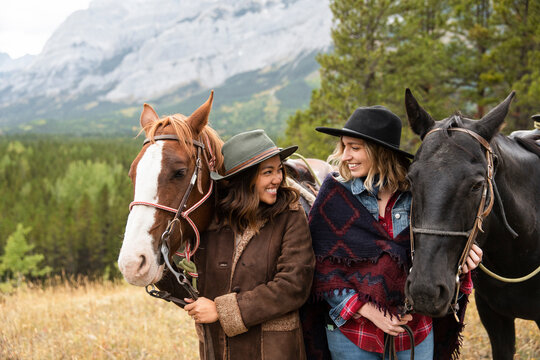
[436,111,484,159]
[142,113,225,171]
[439,112,465,130]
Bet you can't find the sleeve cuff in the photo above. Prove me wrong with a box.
[327,290,357,327]
[459,271,473,295]
[339,294,363,320]
[215,293,248,337]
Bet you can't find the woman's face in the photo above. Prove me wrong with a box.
[341,136,372,178]
[254,155,283,205]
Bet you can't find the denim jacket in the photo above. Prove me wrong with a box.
[323,176,412,327]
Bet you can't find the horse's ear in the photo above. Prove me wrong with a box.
[187,90,214,135]
[405,88,435,139]
[473,91,516,142]
[140,104,159,132]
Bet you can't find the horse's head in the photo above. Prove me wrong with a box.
[118,92,224,286]
[403,89,515,317]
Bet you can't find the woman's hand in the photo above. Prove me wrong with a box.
[184,297,219,324]
[358,303,412,336]
[462,244,483,273]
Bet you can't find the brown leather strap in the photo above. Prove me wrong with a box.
[143,134,205,149]
[383,325,415,359]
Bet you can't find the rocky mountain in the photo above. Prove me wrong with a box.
[0,53,32,72]
[0,0,332,137]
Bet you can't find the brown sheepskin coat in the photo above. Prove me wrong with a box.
[157,206,315,360]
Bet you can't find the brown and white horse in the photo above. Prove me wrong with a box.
[118,92,224,287]
[118,91,332,289]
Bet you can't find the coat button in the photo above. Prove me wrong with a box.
[395,213,401,219]
[232,286,241,293]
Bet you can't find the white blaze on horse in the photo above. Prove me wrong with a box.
[118,92,224,287]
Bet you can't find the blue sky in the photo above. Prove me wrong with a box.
[0,0,91,58]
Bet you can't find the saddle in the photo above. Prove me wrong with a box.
[284,159,320,214]
[510,130,540,158]
[509,115,540,158]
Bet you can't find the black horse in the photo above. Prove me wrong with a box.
[403,89,540,360]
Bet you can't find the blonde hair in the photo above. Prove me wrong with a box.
[328,138,410,194]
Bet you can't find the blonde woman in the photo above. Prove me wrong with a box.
[306,106,482,360]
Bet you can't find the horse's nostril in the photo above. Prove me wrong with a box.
[438,284,449,301]
[139,254,147,270]
[404,278,412,294]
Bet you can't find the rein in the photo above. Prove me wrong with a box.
[409,127,496,321]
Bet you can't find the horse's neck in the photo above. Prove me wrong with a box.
[483,136,540,254]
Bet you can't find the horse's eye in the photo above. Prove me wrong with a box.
[471,181,484,192]
[174,169,187,179]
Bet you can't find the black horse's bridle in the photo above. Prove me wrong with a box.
[408,126,540,321]
[408,127,496,321]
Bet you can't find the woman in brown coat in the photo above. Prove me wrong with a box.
[159,129,315,359]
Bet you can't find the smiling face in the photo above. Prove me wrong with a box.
[254,155,283,205]
[341,136,373,178]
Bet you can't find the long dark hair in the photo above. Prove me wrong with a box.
[215,162,300,234]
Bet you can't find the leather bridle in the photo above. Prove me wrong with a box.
[129,132,219,360]
[408,127,495,321]
[129,133,216,305]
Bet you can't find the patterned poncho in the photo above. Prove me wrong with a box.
[309,174,410,314]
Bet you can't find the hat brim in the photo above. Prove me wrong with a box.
[210,145,298,180]
[316,126,414,159]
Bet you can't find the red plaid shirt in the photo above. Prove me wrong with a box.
[336,193,473,352]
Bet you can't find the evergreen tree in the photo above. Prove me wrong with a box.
[491,0,540,129]
[448,0,499,117]
[285,0,402,158]
[0,224,51,285]
[285,0,539,159]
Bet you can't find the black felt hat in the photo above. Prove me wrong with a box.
[316,105,414,159]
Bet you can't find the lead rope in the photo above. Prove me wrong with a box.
[383,325,415,360]
[289,152,323,186]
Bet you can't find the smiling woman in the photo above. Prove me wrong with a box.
[157,129,315,360]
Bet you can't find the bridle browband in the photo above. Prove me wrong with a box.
[408,127,496,321]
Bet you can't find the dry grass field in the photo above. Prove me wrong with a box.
[0,279,538,359]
